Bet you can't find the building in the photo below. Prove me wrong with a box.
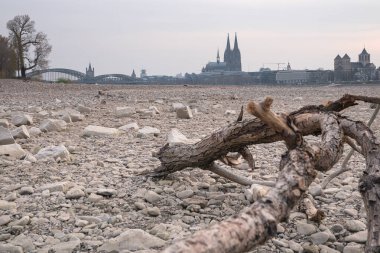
[202,33,242,72]
[334,48,377,81]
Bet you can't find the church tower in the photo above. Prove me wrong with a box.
[217,49,220,63]
[359,48,370,67]
[224,34,232,69]
[231,33,242,71]
[86,63,94,78]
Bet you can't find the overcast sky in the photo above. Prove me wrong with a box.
[1,0,380,76]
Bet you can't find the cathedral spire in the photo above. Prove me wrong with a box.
[226,33,231,51]
[233,32,239,51]
[217,49,220,63]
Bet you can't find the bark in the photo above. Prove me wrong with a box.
[161,105,343,253]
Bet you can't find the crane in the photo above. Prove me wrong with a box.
[263,63,286,71]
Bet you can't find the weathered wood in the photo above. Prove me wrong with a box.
[160,104,343,253]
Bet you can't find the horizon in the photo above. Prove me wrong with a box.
[1,0,380,76]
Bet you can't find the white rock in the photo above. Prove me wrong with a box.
[35,145,70,161]
[82,125,119,137]
[119,122,139,131]
[37,181,71,192]
[77,104,91,113]
[172,102,185,111]
[167,128,200,144]
[0,200,17,210]
[0,143,26,159]
[138,126,160,136]
[39,119,67,132]
[11,125,30,139]
[176,106,193,119]
[66,109,84,122]
[0,119,9,128]
[224,109,237,115]
[66,187,85,199]
[11,114,33,126]
[29,127,42,136]
[149,106,160,114]
[0,126,15,145]
[345,230,368,243]
[115,106,135,118]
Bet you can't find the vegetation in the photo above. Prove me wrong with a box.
[7,14,52,78]
[0,35,17,78]
[56,78,71,84]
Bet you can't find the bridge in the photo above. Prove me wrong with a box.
[26,64,140,84]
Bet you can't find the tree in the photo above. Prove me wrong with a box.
[0,35,17,78]
[7,14,52,78]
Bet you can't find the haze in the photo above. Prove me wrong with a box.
[1,0,380,76]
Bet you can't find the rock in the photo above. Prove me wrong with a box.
[0,200,17,210]
[0,126,15,145]
[88,193,103,203]
[19,186,34,195]
[11,125,30,139]
[11,114,33,126]
[10,216,30,226]
[176,189,194,199]
[310,231,330,245]
[0,244,23,253]
[167,128,200,145]
[172,102,185,111]
[11,234,35,252]
[147,207,161,216]
[82,125,119,137]
[0,143,26,159]
[309,183,323,197]
[98,229,165,252]
[77,104,91,113]
[303,244,320,253]
[288,241,303,252]
[176,106,193,119]
[35,145,70,161]
[37,181,71,193]
[44,237,81,253]
[39,119,67,132]
[319,245,340,253]
[344,230,368,243]
[0,119,9,128]
[149,106,160,114]
[119,122,139,131]
[66,187,85,199]
[343,244,364,253]
[66,109,84,122]
[29,127,42,136]
[115,106,135,117]
[330,223,346,236]
[224,109,237,115]
[0,215,12,226]
[138,126,160,136]
[144,190,161,204]
[344,208,358,217]
[61,112,72,123]
[96,188,117,197]
[344,220,366,232]
[297,222,317,235]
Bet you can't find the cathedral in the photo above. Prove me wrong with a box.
[202,33,242,72]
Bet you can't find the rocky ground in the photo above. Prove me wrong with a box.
[0,79,379,253]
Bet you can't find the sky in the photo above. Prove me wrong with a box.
[1,0,380,76]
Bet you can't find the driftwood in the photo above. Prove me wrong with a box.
[151,94,380,253]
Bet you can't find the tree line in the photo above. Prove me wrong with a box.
[0,14,51,78]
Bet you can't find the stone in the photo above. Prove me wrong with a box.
[147,207,161,216]
[138,126,160,136]
[10,216,30,226]
[82,125,120,137]
[0,126,15,145]
[115,106,135,117]
[98,229,165,252]
[176,106,193,119]
[303,244,320,253]
[39,119,67,132]
[144,190,161,204]
[66,187,85,199]
[77,104,91,113]
[0,200,17,210]
[19,186,34,195]
[344,230,368,243]
[297,222,317,235]
[11,125,30,139]
[0,215,12,226]
[167,128,200,145]
[224,109,237,115]
[309,183,323,197]
[0,143,26,159]
[88,193,103,203]
[11,234,35,252]
[44,238,81,253]
[344,208,358,217]
[11,114,33,126]
[344,220,366,232]
[96,188,117,197]
[176,189,194,199]
[172,102,185,111]
[319,245,340,253]
[0,244,23,253]
[29,127,42,136]
[149,106,160,114]
[310,231,330,245]
[343,244,364,253]
[288,241,303,252]
[66,109,84,122]
[119,122,139,131]
[61,112,72,123]
[37,181,71,193]
[35,145,70,161]
[0,119,9,128]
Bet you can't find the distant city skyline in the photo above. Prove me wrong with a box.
[1,0,379,76]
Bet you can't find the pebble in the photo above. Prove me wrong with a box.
[296,222,317,235]
[144,190,161,204]
[147,207,161,216]
[66,187,85,199]
[344,230,368,243]
[19,186,34,195]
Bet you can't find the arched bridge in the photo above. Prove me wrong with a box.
[26,67,138,84]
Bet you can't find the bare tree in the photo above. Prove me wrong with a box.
[6,15,52,78]
[0,35,17,78]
